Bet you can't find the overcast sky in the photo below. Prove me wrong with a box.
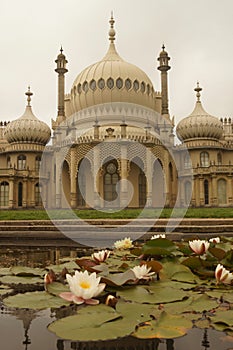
[0,0,232,127]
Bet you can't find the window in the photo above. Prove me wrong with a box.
[107,78,114,89]
[98,78,105,90]
[18,182,23,207]
[90,79,96,91]
[104,162,119,203]
[217,179,227,205]
[0,181,9,206]
[204,180,209,205]
[184,181,192,206]
[35,156,41,172]
[133,80,139,91]
[7,156,11,168]
[141,82,145,93]
[125,79,132,90]
[200,152,209,167]
[116,78,123,89]
[217,152,222,165]
[35,183,42,206]
[17,155,26,170]
[82,81,88,93]
[184,154,192,169]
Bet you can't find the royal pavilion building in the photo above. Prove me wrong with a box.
[0,16,233,210]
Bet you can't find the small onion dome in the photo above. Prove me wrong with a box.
[176,83,223,141]
[4,87,51,145]
[71,14,155,113]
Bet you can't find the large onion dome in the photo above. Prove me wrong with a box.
[70,15,156,113]
[4,88,51,145]
[176,83,223,142]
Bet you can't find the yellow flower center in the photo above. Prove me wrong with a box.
[80,281,91,289]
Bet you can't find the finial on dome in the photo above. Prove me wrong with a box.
[25,86,33,107]
[60,46,63,54]
[162,44,165,50]
[194,81,202,102]
[109,12,116,43]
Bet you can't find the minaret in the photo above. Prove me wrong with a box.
[157,45,171,118]
[55,47,68,123]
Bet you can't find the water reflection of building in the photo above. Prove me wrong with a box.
[0,247,79,267]
[0,15,233,210]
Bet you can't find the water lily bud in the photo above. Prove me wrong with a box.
[105,295,118,308]
[189,239,210,255]
[209,237,220,244]
[215,264,233,285]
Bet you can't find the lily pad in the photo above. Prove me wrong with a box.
[46,261,80,274]
[184,294,219,313]
[48,301,155,341]
[0,275,43,285]
[117,284,186,304]
[212,309,233,327]
[10,266,46,277]
[46,282,70,296]
[133,311,192,339]
[101,270,136,286]
[4,291,70,309]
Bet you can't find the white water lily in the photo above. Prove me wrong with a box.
[114,237,133,250]
[215,264,233,285]
[151,234,166,240]
[92,250,110,263]
[59,270,106,305]
[189,239,210,255]
[131,265,155,280]
[209,237,220,244]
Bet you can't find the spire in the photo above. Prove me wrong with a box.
[109,12,116,43]
[194,81,202,102]
[60,46,63,54]
[25,86,33,107]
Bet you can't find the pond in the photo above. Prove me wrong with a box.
[0,245,233,350]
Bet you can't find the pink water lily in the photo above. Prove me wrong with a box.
[92,250,111,263]
[215,264,233,285]
[189,239,210,255]
[60,270,106,305]
[131,265,155,280]
[209,237,220,244]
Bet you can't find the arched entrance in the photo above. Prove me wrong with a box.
[18,182,23,207]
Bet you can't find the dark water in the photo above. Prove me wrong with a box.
[0,246,233,350]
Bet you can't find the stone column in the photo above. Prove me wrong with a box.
[199,176,204,206]
[119,145,129,208]
[93,147,101,208]
[145,148,152,207]
[211,175,217,206]
[70,147,77,208]
[22,178,27,208]
[8,179,14,209]
[227,175,233,205]
[55,154,62,208]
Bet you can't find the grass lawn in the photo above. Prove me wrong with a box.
[0,207,233,220]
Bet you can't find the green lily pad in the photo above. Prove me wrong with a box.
[10,266,46,277]
[46,261,80,274]
[48,301,155,341]
[46,282,70,296]
[117,284,186,304]
[185,294,219,312]
[143,239,176,256]
[4,291,70,309]
[101,270,136,286]
[133,311,192,339]
[171,271,198,283]
[0,268,12,276]
[212,309,233,327]
[0,275,43,285]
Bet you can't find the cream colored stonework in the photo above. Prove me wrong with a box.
[0,18,233,209]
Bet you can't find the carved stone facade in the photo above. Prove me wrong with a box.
[0,16,233,209]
